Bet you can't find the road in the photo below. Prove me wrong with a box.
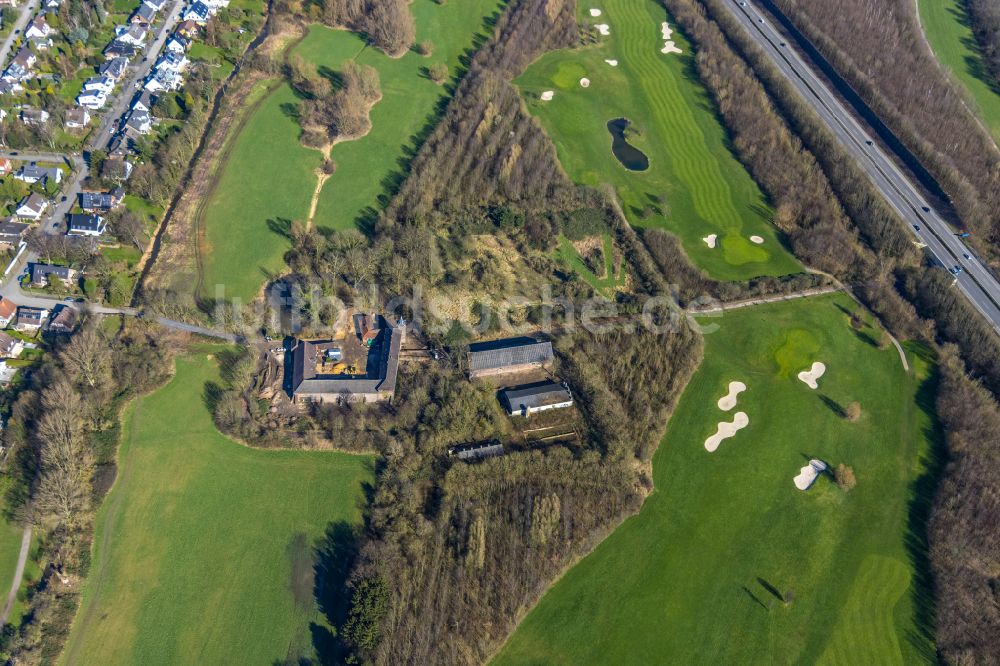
[723,0,1000,334]
[0,0,38,72]
[0,525,30,626]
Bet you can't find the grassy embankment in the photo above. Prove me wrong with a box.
[60,353,373,665]
[495,294,939,664]
[197,0,502,303]
[515,0,802,282]
[918,0,1000,144]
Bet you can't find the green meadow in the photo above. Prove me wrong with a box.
[555,233,626,296]
[495,295,938,664]
[61,354,372,665]
[918,0,1000,144]
[197,0,501,303]
[199,81,321,302]
[515,0,802,281]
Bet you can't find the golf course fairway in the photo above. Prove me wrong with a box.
[494,294,938,664]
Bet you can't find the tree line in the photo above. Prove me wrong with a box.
[968,0,1000,86]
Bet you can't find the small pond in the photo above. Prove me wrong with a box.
[607,117,649,171]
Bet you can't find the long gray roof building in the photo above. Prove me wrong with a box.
[468,337,553,377]
[500,380,573,416]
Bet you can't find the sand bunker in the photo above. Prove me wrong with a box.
[590,8,602,16]
[717,381,747,411]
[749,235,764,244]
[702,233,718,248]
[596,23,610,36]
[660,21,683,54]
[605,59,619,66]
[794,459,828,490]
[704,412,749,453]
[797,362,826,390]
[580,77,591,88]
[540,90,554,101]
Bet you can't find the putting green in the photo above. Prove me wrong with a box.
[515,0,802,281]
[494,295,937,664]
[61,353,373,665]
[918,0,1000,145]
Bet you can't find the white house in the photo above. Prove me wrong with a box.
[64,107,91,128]
[19,108,48,124]
[67,213,106,237]
[83,75,115,94]
[77,89,108,109]
[182,1,210,23]
[203,0,230,9]
[132,91,154,113]
[15,193,47,220]
[165,35,190,54]
[24,16,52,41]
[115,24,148,46]
[124,110,153,135]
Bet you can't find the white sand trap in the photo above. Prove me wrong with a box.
[660,22,683,54]
[540,90,554,101]
[580,77,591,88]
[794,459,828,490]
[661,21,674,40]
[717,381,747,411]
[596,24,610,36]
[605,59,618,66]
[590,8,602,16]
[797,362,826,390]
[749,235,764,244]
[661,41,683,55]
[704,412,749,453]
[702,233,717,248]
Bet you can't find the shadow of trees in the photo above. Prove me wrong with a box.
[311,521,361,665]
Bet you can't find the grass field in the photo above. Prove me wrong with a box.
[60,353,373,665]
[555,234,626,296]
[494,294,938,664]
[197,0,501,303]
[515,0,802,282]
[918,0,1000,145]
[198,81,321,302]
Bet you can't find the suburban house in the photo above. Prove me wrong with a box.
[176,20,200,38]
[15,307,49,332]
[203,0,230,8]
[144,68,181,92]
[104,41,138,60]
[467,336,554,378]
[16,193,48,220]
[19,108,49,125]
[144,0,168,10]
[3,48,35,82]
[132,90,154,113]
[43,0,59,8]
[131,2,156,24]
[24,16,53,41]
[65,107,91,128]
[99,56,129,80]
[0,220,29,249]
[47,306,77,334]
[0,331,23,358]
[83,75,116,94]
[115,24,149,46]
[79,188,124,212]
[30,263,75,287]
[15,163,61,185]
[290,316,405,404]
[67,213,106,237]
[0,297,16,327]
[123,109,153,136]
[102,154,134,181]
[77,89,108,110]
[182,1,210,23]
[499,380,573,417]
[166,34,190,54]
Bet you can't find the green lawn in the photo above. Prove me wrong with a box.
[197,0,501,302]
[60,353,373,665]
[0,479,35,628]
[199,81,321,302]
[918,0,1000,145]
[515,0,802,281]
[307,0,503,232]
[495,294,938,664]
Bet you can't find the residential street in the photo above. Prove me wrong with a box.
[0,0,39,71]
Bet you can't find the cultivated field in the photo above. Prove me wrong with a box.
[918,0,1000,145]
[515,0,802,281]
[495,295,938,664]
[197,0,501,303]
[60,354,372,665]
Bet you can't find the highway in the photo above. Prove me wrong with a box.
[722,0,1000,334]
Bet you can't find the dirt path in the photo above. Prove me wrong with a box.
[0,525,32,625]
[686,285,842,314]
[305,144,333,229]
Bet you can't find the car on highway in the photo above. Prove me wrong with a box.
[950,266,963,275]
[865,140,873,146]
[921,206,930,212]
[913,224,920,231]
[963,253,971,260]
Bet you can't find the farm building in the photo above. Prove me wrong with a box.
[468,336,553,378]
[290,315,404,404]
[500,381,573,417]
